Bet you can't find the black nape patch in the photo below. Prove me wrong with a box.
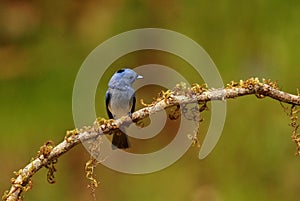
[116,69,125,73]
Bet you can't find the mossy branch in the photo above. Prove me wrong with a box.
[3,78,300,201]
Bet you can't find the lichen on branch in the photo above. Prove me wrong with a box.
[3,78,300,201]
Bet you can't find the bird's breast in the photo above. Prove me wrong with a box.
[108,89,134,118]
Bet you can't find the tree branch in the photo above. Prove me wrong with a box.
[3,78,300,201]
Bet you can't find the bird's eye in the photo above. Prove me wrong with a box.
[117,69,125,73]
[129,76,134,79]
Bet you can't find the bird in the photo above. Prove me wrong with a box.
[105,68,143,149]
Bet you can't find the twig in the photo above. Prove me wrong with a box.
[3,78,300,201]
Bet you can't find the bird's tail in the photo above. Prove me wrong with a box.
[112,129,129,149]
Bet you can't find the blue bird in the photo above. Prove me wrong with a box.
[106,68,143,149]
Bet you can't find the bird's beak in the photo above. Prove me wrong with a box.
[137,75,143,79]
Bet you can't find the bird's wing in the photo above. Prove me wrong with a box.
[130,93,136,114]
[105,91,114,119]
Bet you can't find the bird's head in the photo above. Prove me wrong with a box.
[109,68,143,87]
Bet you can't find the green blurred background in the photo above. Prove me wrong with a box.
[1,0,300,201]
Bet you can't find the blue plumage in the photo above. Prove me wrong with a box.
[105,68,143,149]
